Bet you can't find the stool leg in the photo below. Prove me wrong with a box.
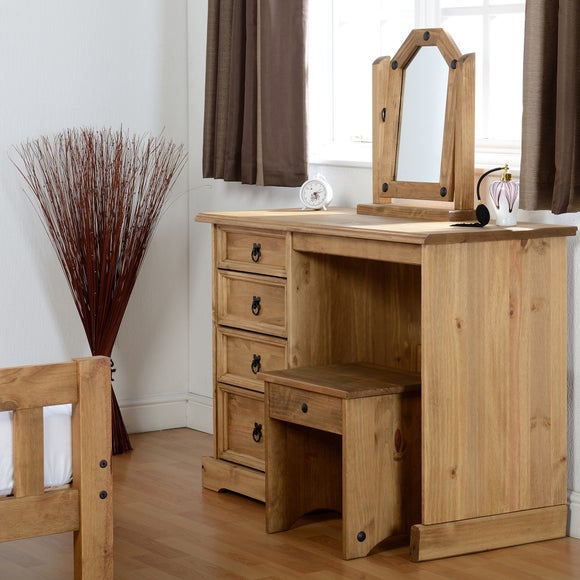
[266,417,292,532]
[342,393,421,559]
[342,396,394,559]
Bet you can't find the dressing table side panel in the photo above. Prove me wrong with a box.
[421,237,568,525]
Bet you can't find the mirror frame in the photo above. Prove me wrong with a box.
[358,28,475,221]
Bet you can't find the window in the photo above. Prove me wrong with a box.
[307,0,526,168]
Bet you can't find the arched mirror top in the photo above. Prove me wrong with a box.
[359,28,476,222]
[392,28,462,70]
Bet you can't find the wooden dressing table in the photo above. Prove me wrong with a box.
[196,207,575,560]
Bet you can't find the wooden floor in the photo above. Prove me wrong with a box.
[1,428,580,579]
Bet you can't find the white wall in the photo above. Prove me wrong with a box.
[0,0,190,433]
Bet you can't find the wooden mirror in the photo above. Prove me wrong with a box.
[358,28,475,221]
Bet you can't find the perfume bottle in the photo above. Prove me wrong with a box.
[489,164,520,226]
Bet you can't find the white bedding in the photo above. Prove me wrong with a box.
[0,405,72,496]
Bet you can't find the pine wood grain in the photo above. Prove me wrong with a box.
[369,28,470,217]
[410,505,567,561]
[196,208,577,246]
[421,238,568,524]
[12,408,44,497]
[217,270,287,338]
[216,227,287,277]
[264,364,421,560]
[216,383,265,470]
[200,212,575,559]
[1,428,579,578]
[372,55,391,204]
[0,357,112,579]
[216,326,287,393]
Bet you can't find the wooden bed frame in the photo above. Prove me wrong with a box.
[0,356,113,579]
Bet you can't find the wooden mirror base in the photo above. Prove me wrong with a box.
[357,202,476,222]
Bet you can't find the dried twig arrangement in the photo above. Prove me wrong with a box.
[14,127,187,454]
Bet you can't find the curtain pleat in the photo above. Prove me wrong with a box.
[259,1,307,186]
[203,0,307,187]
[520,0,580,213]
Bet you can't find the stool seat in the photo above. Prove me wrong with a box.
[262,363,421,560]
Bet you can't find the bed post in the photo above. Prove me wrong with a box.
[72,357,113,579]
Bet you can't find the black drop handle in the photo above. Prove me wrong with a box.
[251,243,262,263]
[252,422,263,443]
[251,354,261,375]
[251,296,261,316]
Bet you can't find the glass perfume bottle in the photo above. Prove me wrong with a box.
[489,165,520,226]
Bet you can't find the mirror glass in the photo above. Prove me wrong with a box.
[395,47,449,183]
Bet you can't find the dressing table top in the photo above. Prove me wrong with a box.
[196,207,576,246]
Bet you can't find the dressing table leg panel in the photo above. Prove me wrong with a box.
[421,239,568,525]
[409,505,567,562]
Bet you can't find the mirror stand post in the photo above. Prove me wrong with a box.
[449,52,476,220]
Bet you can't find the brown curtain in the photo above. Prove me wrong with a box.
[520,0,580,213]
[203,0,307,187]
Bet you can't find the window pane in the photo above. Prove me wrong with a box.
[307,0,526,161]
[440,0,483,7]
[378,3,414,55]
[441,15,486,137]
[333,0,381,142]
[332,0,414,144]
[488,13,524,140]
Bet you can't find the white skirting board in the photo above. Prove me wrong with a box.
[118,393,213,435]
[568,491,580,538]
[186,393,213,434]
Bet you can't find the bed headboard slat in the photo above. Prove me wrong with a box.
[12,407,45,497]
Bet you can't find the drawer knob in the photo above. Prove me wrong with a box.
[252,422,263,443]
[251,296,261,316]
[251,243,262,263]
[251,354,262,374]
[301,402,308,413]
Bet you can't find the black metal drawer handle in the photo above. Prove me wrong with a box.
[252,422,263,443]
[301,403,308,413]
[251,296,261,316]
[251,243,262,263]
[251,354,261,374]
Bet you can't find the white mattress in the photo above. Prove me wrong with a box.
[0,405,72,496]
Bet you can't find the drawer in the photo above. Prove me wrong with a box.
[217,270,287,337]
[217,227,286,277]
[217,327,287,393]
[268,383,343,435]
[217,383,265,471]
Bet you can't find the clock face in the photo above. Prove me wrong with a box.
[299,178,333,210]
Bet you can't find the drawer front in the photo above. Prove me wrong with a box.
[217,270,287,337]
[268,383,343,434]
[218,228,286,277]
[217,383,265,471]
[217,327,287,393]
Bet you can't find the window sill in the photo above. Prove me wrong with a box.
[309,142,371,169]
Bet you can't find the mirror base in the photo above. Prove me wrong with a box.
[357,203,476,223]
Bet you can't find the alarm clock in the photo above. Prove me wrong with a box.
[299,175,333,210]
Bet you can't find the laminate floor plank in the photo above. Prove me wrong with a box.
[1,428,579,578]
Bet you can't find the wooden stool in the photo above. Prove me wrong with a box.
[262,363,421,560]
